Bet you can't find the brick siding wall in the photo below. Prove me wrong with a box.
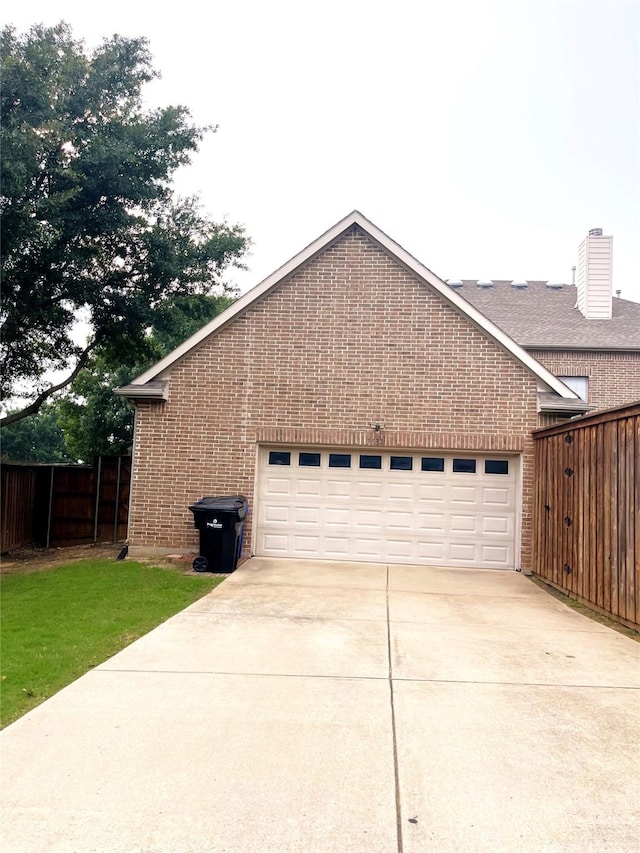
[529,350,640,411]
[129,226,541,568]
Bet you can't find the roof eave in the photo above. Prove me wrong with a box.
[524,344,640,352]
[115,380,169,402]
[537,396,594,416]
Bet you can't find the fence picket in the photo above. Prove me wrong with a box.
[1,457,131,552]
[533,403,640,631]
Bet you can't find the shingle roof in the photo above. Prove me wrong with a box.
[455,281,640,350]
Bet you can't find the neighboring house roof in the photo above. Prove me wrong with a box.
[455,281,640,350]
[117,211,583,410]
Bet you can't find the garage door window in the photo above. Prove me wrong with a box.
[329,453,351,468]
[485,460,509,475]
[422,457,445,472]
[359,455,382,469]
[269,451,291,466]
[299,452,321,467]
[390,456,413,471]
[453,458,476,473]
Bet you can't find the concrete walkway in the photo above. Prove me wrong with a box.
[1,558,639,852]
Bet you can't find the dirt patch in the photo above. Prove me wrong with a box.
[0,543,127,574]
[0,543,250,576]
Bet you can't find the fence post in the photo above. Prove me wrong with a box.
[45,467,54,549]
[93,456,102,543]
[113,456,122,542]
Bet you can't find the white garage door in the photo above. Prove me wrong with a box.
[255,448,518,569]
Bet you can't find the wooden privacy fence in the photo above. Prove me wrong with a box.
[533,402,639,630]
[1,456,131,553]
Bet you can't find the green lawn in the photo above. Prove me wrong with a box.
[0,559,222,728]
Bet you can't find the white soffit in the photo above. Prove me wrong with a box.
[129,211,579,400]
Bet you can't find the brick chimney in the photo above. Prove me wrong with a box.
[576,228,613,319]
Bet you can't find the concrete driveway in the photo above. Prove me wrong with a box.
[1,558,639,852]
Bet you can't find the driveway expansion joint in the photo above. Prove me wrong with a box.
[94,668,390,681]
[185,610,389,623]
[386,565,404,853]
[391,676,640,690]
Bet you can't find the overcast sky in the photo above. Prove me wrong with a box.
[6,0,640,302]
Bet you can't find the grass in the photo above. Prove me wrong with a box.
[0,559,222,728]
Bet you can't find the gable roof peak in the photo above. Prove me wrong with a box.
[119,212,583,404]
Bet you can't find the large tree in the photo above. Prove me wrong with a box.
[0,401,73,463]
[56,293,235,461]
[1,23,248,426]
[0,293,233,462]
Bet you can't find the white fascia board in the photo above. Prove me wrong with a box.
[130,210,579,400]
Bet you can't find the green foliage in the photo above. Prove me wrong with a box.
[0,402,74,462]
[57,292,234,459]
[0,559,221,727]
[56,360,136,460]
[0,291,233,461]
[149,292,235,357]
[0,23,248,423]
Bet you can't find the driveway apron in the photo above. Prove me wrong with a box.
[1,557,638,852]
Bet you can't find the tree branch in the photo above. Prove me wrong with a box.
[1,341,99,426]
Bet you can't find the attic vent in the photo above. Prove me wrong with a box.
[511,280,528,289]
[476,280,494,288]
[447,279,463,288]
[546,282,564,290]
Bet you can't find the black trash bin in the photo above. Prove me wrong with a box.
[188,495,249,573]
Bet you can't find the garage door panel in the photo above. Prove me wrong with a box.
[294,506,320,525]
[265,476,292,495]
[418,540,446,560]
[418,484,445,502]
[449,542,477,563]
[353,537,383,557]
[450,485,479,504]
[327,479,352,498]
[296,479,322,497]
[482,545,512,565]
[388,483,413,501]
[325,507,350,526]
[258,449,517,569]
[262,533,289,553]
[482,486,513,505]
[387,539,414,558]
[418,513,445,531]
[323,537,350,556]
[356,509,382,528]
[293,534,321,553]
[265,505,290,523]
[387,511,413,530]
[449,514,479,533]
[482,515,511,535]
[356,481,381,499]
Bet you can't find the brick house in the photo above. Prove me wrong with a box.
[457,235,640,412]
[117,213,640,571]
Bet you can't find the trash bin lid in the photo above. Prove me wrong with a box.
[189,495,248,519]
